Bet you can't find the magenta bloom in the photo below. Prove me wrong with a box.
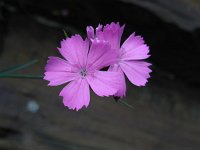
[44,35,121,110]
[87,23,152,97]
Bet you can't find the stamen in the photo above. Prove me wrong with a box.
[80,69,87,77]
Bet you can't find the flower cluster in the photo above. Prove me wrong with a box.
[44,22,152,111]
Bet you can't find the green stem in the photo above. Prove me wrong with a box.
[0,74,43,79]
[0,59,38,74]
[119,100,135,110]
[63,29,68,38]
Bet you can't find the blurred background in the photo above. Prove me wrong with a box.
[0,0,200,149]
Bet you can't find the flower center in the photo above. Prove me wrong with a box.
[80,69,87,78]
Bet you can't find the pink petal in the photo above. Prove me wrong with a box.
[121,33,145,53]
[97,22,124,50]
[121,44,150,60]
[58,35,89,67]
[86,71,121,97]
[109,64,126,97]
[87,39,117,70]
[86,26,94,40]
[45,56,71,72]
[59,78,90,111]
[120,61,152,86]
[44,72,78,86]
[95,24,103,36]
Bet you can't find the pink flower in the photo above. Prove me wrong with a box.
[44,35,121,111]
[87,22,152,98]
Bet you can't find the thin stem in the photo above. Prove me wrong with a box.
[63,29,68,38]
[0,59,38,74]
[119,100,135,110]
[0,74,43,79]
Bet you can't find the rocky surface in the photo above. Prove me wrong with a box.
[120,0,200,31]
[0,0,200,150]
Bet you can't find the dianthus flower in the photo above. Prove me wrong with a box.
[44,35,121,110]
[87,22,152,97]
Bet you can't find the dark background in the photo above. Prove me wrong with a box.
[0,0,200,150]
